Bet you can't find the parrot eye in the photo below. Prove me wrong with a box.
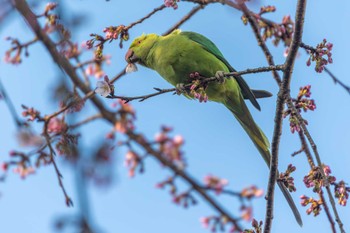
[138,40,142,44]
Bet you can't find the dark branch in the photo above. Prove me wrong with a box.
[0,78,23,127]
[262,0,307,231]
[110,65,284,102]
[162,4,204,36]
[125,4,166,31]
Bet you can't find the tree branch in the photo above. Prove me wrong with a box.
[288,101,345,233]
[0,78,23,127]
[162,4,204,36]
[110,65,284,102]
[262,0,307,231]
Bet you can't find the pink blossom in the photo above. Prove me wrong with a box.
[204,174,228,195]
[4,50,21,65]
[241,206,253,221]
[164,0,180,9]
[200,217,210,228]
[335,181,349,206]
[124,151,139,177]
[47,117,67,134]
[323,165,332,176]
[13,165,35,179]
[1,163,8,171]
[155,132,168,143]
[45,3,58,12]
[241,185,264,198]
[173,135,184,146]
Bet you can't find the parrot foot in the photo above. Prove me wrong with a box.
[176,83,187,95]
[215,71,226,84]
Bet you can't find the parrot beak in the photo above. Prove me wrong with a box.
[125,49,139,63]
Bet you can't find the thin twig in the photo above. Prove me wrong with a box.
[0,78,23,127]
[297,130,315,167]
[69,114,102,129]
[125,5,166,30]
[324,67,350,94]
[288,101,345,233]
[201,186,242,197]
[42,119,73,206]
[238,4,282,85]
[111,65,284,102]
[162,4,204,36]
[297,129,336,232]
[111,87,177,103]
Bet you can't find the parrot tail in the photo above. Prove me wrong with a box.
[224,96,303,227]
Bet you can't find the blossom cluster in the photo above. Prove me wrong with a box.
[278,164,297,192]
[283,85,316,133]
[240,185,264,199]
[200,215,238,233]
[155,126,185,169]
[86,24,129,59]
[303,164,336,194]
[3,3,61,65]
[187,72,209,103]
[203,174,229,195]
[334,181,349,206]
[164,0,180,9]
[156,176,197,208]
[59,92,85,114]
[243,219,263,233]
[2,150,52,179]
[300,195,323,216]
[306,39,333,73]
[115,100,136,133]
[3,37,23,65]
[124,150,143,177]
[84,56,111,79]
[1,151,35,179]
[22,105,41,122]
[256,11,294,47]
[55,132,80,156]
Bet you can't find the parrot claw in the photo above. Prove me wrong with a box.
[176,83,187,95]
[215,71,226,84]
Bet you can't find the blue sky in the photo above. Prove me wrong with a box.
[0,0,349,232]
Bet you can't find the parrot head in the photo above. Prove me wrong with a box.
[125,33,159,67]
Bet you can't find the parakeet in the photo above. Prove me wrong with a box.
[125,30,302,226]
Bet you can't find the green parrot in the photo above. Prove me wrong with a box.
[125,29,302,226]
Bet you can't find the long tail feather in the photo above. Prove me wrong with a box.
[224,96,303,226]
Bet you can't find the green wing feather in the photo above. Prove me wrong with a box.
[180,31,262,110]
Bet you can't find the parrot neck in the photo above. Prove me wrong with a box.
[142,39,159,69]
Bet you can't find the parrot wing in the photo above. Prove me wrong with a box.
[180,31,262,110]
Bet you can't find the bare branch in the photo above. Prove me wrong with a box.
[125,5,166,31]
[262,0,307,231]
[162,4,204,36]
[0,78,23,127]
[110,65,284,102]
